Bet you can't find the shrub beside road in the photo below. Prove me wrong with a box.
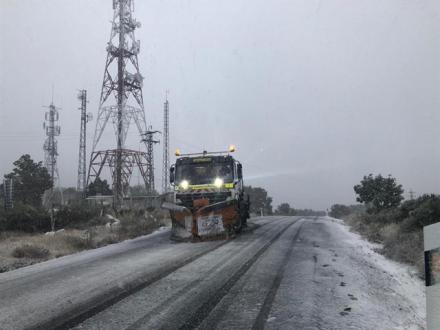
[331,174,440,278]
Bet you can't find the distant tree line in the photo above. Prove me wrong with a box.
[244,186,273,215]
[242,187,325,217]
[329,204,365,219]
[0,154,100,232]
[274,202,325,217]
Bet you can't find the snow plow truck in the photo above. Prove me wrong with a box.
[162,145,250,240]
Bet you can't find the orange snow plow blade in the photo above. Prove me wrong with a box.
[162,198,239,241]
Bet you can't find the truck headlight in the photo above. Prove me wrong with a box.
[179,180,189,190]
[214,177,224,188]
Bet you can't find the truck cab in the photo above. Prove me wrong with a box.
[171,154,243,207]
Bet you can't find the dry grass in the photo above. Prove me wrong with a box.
[12,245,50,259]
[0,229,94,273]
[380,223,400,242]
[343,214,425,278]
[381,230,425,277]
[0,211,170,273]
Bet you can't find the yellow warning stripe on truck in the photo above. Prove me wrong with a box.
[183,183,234,190]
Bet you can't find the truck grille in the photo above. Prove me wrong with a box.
[177,191,231,208]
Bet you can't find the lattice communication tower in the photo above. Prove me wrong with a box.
[87,0,155,206]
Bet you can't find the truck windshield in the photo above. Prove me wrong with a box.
[176,162,234,185]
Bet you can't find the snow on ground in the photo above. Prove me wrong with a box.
[326,216,426,329]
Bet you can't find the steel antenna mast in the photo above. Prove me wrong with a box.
[162,91,170,193]
[43,102,61,187]
[43,101,61,230]
[77,90,92,195]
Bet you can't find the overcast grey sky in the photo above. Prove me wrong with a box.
[1,0,440,209]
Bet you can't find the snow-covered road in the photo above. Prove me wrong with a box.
[0,216,425,329]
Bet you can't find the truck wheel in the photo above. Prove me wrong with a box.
[234,216,243,234]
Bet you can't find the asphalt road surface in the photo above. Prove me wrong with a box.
[0,216,424,330]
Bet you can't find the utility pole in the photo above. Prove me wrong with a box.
[77,90,92,195]
[162,92,170,193]
[409,189,415,200]
[142,127,160,194]
[87,0,152,209]
[43,101,61,231]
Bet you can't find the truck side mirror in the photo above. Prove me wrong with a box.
[237,163,243,180]
[170,165,175,184]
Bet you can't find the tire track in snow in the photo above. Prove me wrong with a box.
[174,218,301,330]
[52,219,274,330]
[251,222,304,330]
[46,241,229,330]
